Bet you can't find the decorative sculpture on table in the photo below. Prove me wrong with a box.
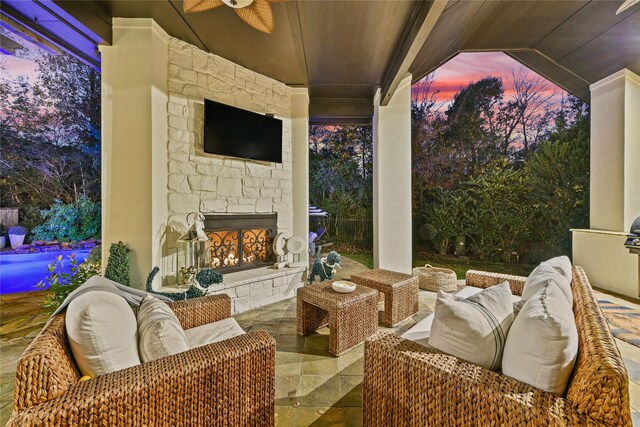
[309,249,341,284]
[273,232,307,269]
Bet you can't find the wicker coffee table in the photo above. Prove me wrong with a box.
[350,268,419,327]
[297,282,379,356]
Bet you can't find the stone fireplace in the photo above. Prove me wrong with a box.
[204,213,277,273]
[101,22,308,314]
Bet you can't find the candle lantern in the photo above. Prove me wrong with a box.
[177,212,210,288]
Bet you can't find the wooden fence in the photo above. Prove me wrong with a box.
[0,208,19,228]
[310,217,373,249]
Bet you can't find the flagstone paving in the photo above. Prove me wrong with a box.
[1,259,639,426]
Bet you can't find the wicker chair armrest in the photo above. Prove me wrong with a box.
[168,294,231,329]
[465,270,527,296]
[7,330,276,427]
[363,332,601,426]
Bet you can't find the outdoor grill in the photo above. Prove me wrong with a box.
[624,216,640,254]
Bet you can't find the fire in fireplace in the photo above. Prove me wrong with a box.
[203,214,277,273]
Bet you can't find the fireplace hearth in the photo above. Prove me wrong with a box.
[203,214,277,273]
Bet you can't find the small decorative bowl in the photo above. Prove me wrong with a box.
[332,280,356,293]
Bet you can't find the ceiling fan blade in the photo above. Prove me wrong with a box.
[183,0,224,13]
[235,0,274,34]
[616,0,639,14]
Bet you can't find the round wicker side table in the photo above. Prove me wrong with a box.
[412,264,457,292]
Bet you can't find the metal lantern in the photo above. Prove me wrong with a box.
[177,212,210,287]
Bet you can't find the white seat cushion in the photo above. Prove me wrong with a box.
[428,282,515,371]
[401,286,521,347]
[184,317,246,349]
[137,294,190,363]
[66,291,140,377]
[523,261,573,307]
[502,283,578,395]
[400,314,434,347]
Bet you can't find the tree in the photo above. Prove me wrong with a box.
[410,65,590,263]
[464,166,535,262]
[423,188,469,255]
[441,77,506,182]
[0,48,101,211]
[510,68,556,153]
[309,125,373,219]
[525,100,590,256]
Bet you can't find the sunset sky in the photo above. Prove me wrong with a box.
[418,51,567,105]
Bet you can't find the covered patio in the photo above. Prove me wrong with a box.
[19,0,636,298]
[1,0,639,425]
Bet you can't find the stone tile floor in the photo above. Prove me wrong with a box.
[238,291,436,426]
[1,258,639,426]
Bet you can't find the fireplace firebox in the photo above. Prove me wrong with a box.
[203,214,277,273]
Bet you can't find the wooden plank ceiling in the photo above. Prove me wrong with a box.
[51,0,640,122]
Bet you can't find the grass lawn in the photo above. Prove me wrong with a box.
[343,251,535,278]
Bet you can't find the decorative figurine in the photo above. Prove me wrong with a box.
[146,266,205,301]
[309,249,341,284]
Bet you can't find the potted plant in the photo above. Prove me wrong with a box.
[9,226,28,249]
[0,224,7,249]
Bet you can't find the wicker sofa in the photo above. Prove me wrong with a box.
[8,294,276,426]
[363,266,632,426]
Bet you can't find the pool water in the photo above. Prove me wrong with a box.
[0,250,90,294]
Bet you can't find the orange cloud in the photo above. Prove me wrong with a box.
[414,52,565,105]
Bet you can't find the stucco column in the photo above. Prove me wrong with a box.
[100,18,169,287]
[291,88,310,263]
[572,69,640,298]
[372,75,413,274]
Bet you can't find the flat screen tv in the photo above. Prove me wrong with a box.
[203,99,282,163]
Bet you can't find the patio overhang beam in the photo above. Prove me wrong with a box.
[52,0,112,45]
[379,0,447,106]
[309,97,373,125]
[0,1,102,70]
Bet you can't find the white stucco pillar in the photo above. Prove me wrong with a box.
[291,88,310,263]
[572,69,640,298]
[372,75,413,274]
[100,18,169,287]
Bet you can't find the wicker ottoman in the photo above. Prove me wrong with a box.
[350,268,419,327]
[297,282,379,356]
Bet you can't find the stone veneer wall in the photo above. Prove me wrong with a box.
[208,267,305,314]
[163,37,294,279]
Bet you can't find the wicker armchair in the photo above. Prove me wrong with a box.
[8,294,276,426]
[363,266,631,426]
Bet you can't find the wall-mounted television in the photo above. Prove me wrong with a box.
[203,99,282,163]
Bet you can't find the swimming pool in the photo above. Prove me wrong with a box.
[0,250,90,294]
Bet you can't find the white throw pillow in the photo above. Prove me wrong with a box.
[66,291,140,377]
[523,262,573,307]
[137,294,189,363]
[502,283,578,395]
[545,255,573,284]
[428,282,514,371]
[401,286,523,347]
